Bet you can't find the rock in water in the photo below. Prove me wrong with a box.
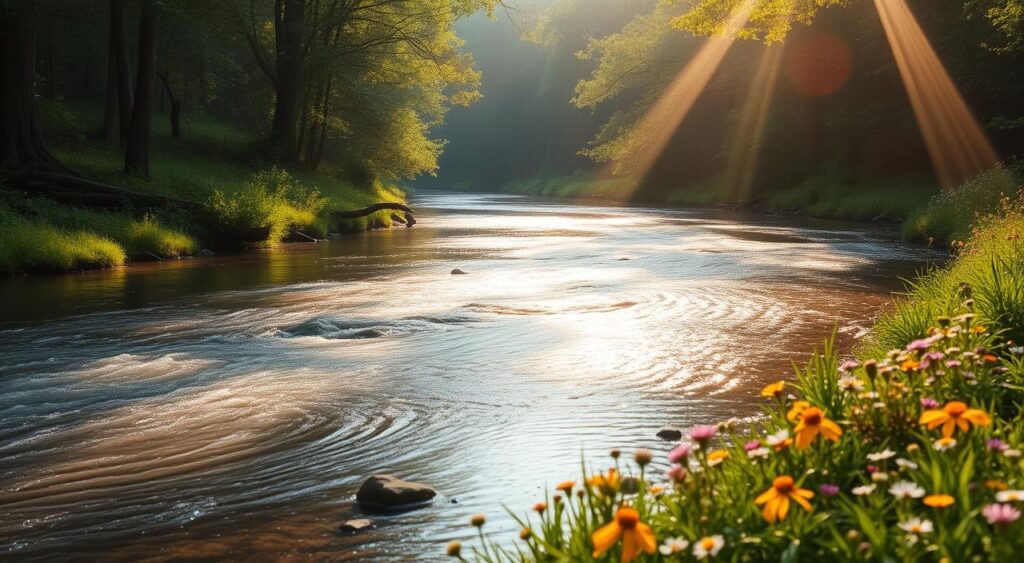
[339,519,374,534]
[357,475,437,510]
[656,428,683,441]
[451,269,467,275]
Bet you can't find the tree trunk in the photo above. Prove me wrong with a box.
[269,0,305,162]
[100,42,119,140]
[156,71,181,138]
[0,13,64,171]
[124,2,157,178]
[110,0,134,144]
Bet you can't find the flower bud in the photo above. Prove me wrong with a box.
[519,527,532,541]
[446,540,462,557]
[863,360,878,381]
[470,514,486,528]
[634,448,653,467]
[610,448,621,459]
[533,501,547,514]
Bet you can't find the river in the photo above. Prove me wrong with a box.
[0,192,937,560]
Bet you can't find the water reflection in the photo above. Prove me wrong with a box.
[0,193,936,560]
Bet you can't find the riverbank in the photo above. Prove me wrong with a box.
[463,193,1024,560]
[503,166,1023,246]
[0,103,406,275]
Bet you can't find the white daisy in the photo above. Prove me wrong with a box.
[872,472,889,483]
[765,429,790,448]
[852,484,877,496]
[898,517,933,534]
[693,535,725,559]
[889,481,926,499]
[747,447,770,459]
[996,490,1024,502]
[933,438,957,451]
[895,458,919,470]
[867,449,896,462]
[659,537,690,555]
[1004,449,1023,458]
[838,375,865,392]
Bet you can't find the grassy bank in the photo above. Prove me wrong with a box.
[505,166,1023,245]
[456,196,1024,560]
[1,103,405,275]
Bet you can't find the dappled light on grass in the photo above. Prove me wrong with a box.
[597,0,756,199]
[872,0,1000,187]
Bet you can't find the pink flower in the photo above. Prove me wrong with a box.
[920,397,940,409]
[743,440,761,452]
[668,443,692,463]
[982,503,1021,525]
[666,464,688,484]
[866,465,878,474]
[987,439,1008,452]
[945,359,962,368]
[819,484,840,497]
[839,360,860,372]
[689,425,717,444]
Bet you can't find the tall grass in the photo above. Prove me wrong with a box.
[209,168,328,245]
[902,166,1022,244]
[866,191,1024,355]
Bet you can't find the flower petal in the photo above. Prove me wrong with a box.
[920,410,947,427]
[791,492,813,512]
[821,419,843,441]
[591,522,621,558]
[963,409,991,426]
[941,418,956,438]
[621,529,638,563]
[754,489,778,505]
[636,523,657,555]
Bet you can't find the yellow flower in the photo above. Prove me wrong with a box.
[587,468,620,496]
[919,401,991,438]
[591,507,657,562]
[985,479,1009,491]
[555,480,575,493]
[761,381,786,398]
[754,475,814,523]
[792,407,843,449]
[923,494,955,508]
[900,359,920,372]
[648,485,665,496]
[707,450,730,466]
[786,401,811,423]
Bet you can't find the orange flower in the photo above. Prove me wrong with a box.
[792,407,843,449]
[919,401,991,438]
[707,450,730,466]
[587,468,620,496]
[761,381,786,398]
[923,494,955,508]
[754,476,814,523]
[786,401,811,423]
[555,480,576,493]
[900,359,920,372]
[591,507,656,562]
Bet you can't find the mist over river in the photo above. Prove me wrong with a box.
[0,192,937,560]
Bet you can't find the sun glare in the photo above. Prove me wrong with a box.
[723,45,783,202]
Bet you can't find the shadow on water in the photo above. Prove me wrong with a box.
[0,192,941,560]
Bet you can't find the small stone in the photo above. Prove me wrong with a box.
[356,475,437,511]
[339,519,374,534]
[656,427,683,441]
[199,249,214,256]
[451,269,467,275]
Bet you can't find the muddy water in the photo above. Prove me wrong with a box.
[0,193,936,560]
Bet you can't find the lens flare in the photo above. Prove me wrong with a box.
[598,0,757,198]
[723,45,783,202]
[872,0,1000,187]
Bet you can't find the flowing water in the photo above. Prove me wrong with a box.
[0,192,937,560]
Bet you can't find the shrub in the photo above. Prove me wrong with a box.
[209,167,327,245]
[0,208,125,273]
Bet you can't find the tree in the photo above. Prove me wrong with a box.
[124,0,158,177]
[0,4,63,171]
[109,0,134,144]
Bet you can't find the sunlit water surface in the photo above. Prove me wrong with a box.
[0,193,937,560]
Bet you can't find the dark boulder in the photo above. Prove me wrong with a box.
[656,427,683,441]
[357,475,436,510]
[451,269,467,275]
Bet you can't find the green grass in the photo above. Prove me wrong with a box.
[865,192,1024,355]
[0,206,126,273]
[2,101,407,273]
[902,166,1022,244]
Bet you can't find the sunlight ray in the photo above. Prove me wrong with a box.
[596,0,757,199]
[723,44,783,202]
[872,0,1000,187]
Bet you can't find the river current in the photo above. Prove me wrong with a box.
[0,192,936,560]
